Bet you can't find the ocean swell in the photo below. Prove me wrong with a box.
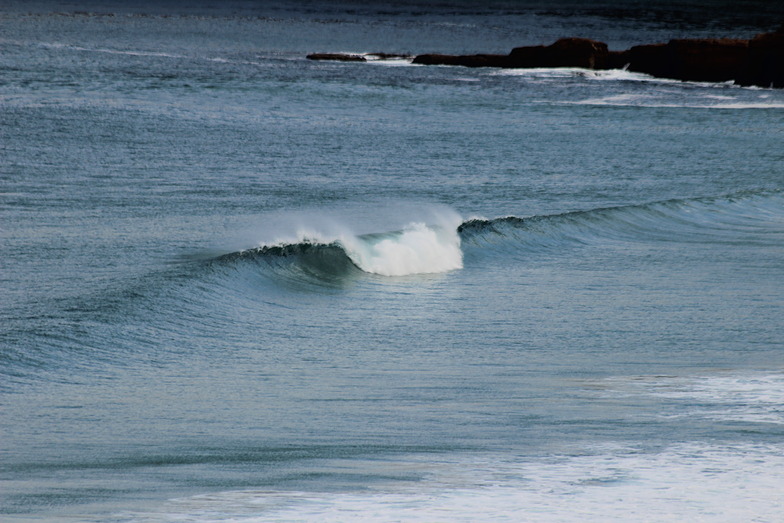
[215,191,783,283]
[459,190,784,251]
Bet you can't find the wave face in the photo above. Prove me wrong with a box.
[459,190,784,253]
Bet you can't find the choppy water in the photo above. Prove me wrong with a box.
[2,1,784,521]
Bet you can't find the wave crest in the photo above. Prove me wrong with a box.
[221,220,463,279]
[342,222,463,276]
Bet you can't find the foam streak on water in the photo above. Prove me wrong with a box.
[120,442,784,523]
[117,370,784,522]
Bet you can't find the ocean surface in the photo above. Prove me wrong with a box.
[2,1,784,521]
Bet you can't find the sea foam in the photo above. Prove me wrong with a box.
[342,222,463,276]
[127,441,784,523]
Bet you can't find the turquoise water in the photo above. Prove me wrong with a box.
[2,2,784,520]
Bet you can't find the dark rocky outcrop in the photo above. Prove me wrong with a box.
[736,29,784,88]
[412,38,609,69]
[312,30,784,88]
[508,38,609,69]
[625,39,749,82]
[412,53,510,67]
[306,53,366,62]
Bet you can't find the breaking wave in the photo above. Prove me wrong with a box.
[213,190,783,283]
[218,220,464,279]
[4,191,781,382]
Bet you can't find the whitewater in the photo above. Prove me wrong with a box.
[2,1,784,521]
[248,209,465,277]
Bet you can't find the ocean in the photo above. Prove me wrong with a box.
[1,1,783,521]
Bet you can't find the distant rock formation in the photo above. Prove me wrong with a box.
[620,39,749,82]
[620,31,783,87]
[309,28,784,88]
[509,38,610,69]
[306,53,366,62]
[411,38,609,69]
[411,53,509,67]
[737,30,784,88]
[306,52,412,62]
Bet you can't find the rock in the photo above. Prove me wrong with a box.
[504,45,548,67]
[670,38,748,82]
[317,31,784,88]
[509,38,609,69]
[412,53,510,67]
[306,53,366,62]
[413,38,609,70]
[623,35,784,87]
[625,43,671,78]
[607,50,631,70]
[626,39,748,82]
[736,29,784,88]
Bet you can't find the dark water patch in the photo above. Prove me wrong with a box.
[2,443,459,479]
[1,489,136,515]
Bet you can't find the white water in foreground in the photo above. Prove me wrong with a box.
[119,442,784,522]
[113,371,784,522]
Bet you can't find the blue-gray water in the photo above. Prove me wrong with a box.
[2,1,784,520]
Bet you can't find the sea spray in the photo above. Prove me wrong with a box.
[247,206,465,276]
[341,222,463,276]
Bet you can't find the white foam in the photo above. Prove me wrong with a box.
[707,102,784,109]
[38,41,186,59]
[494,66,784,101]
[109,373,784,521]
[365,57,415,67]
[493,66,594,78]
[565,94,784,109]
[124,442,784,522]
[589,68,657,82]
[254,207,464,277]
[342,222,463,276]
[609,372,784,424]
[572,93,649,105]
[492,67,664,83]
